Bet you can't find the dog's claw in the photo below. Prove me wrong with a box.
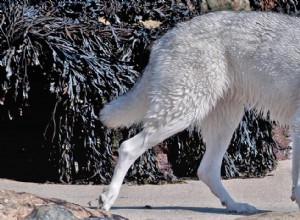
[226,202,257,214]
[98,195,104,209]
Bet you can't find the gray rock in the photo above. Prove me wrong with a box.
[0,190,128,220]
[24,205,78,220]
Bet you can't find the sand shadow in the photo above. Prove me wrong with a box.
[109,205,270,216]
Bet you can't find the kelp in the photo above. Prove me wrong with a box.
[0,0,278,184]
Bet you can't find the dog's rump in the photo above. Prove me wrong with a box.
[101,11,300,132]
[147,11,300,125]
[101,11,300,130]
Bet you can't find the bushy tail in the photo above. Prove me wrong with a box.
[100,78,148,128]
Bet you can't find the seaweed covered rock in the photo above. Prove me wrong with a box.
[250,0,300,14]
[0,0,279,184]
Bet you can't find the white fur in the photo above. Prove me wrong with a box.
[99,11,300,214]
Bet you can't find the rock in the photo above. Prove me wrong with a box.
[272,125,292,160]
[24,205,78,220]
[201,0,250,12]
[0,190,127,220]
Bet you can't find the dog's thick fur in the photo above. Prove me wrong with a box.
[99,11,300,213]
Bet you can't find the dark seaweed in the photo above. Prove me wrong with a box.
[0,0,277,184]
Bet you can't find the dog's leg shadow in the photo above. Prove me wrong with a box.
[110,205,270,216]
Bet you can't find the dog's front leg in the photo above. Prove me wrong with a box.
[291,109,300,209]
[199,100,257,214]
[198,140,257,214]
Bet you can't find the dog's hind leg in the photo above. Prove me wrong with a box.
[198,96,257,213]
[290,107,300,209]
[99,132,149,211]
[99,119,190,211]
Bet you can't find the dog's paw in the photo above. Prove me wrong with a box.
[98,187,118,211]
[226,202,257,214]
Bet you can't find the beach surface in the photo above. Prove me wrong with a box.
[0,160,298,220]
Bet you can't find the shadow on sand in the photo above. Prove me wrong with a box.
[108,205,270,216]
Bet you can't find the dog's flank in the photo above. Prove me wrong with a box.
[99,11,300,213]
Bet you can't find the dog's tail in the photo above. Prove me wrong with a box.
[100,77,148,129]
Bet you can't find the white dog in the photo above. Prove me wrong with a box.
[99,11,300,213]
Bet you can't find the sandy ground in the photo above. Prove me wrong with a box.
[0,160,299,220]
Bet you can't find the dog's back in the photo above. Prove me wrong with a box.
[101,11,300,130]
